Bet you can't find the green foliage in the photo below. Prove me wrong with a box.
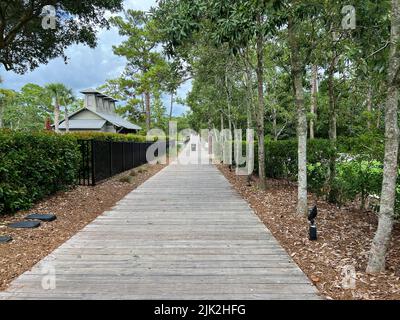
[1,1,124,73]
[0,131,81,215]
[262,138,334,180]
[337,134,385,161]
[257,135,400,215]
[307,162,329,196]
[0,129,154,215]
[334,158,383,208]
[1,83,80,131]
[65,132,150,142]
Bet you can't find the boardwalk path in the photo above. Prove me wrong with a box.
[0,141,319,300]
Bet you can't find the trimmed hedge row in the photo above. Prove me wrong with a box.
[0,131,81,215]
[65,132,150,142]
[250,134,396,213]
[0,131,151,215]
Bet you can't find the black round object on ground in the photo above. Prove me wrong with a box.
[0,236,13,243]
[25,214,57,222]
[8,221,41,229]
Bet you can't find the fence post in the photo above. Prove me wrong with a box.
[131,142,134,169]
[91,140,96,186]
[122,142,126,171]
[109,141,113,177]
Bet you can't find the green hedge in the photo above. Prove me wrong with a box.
[250,135,399,214]
[0,130,155,215]
[65,132,150,142]
[337,134,385,160]
[264,139,334,179]
[0,131,81,215]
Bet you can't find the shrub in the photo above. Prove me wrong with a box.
[334,159,383,208]
[0,131,81,215]
[337,134,384,161]
[65,132,150,142]
[262,138,334,180]
[250,135,400,215]
[307,162,330,196]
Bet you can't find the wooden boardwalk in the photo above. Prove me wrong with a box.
[0,141,320,300]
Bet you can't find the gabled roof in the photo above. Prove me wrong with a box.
[94,111,142,130]
[58,108,142,131]
[59,119,106,130]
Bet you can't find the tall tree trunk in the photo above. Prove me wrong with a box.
[144,91,151,132]
[310,64,318,139]
[255,14,266,190]
[327,57,338,203]
[225,70,232,133]
[220,112,224,131]
[169,92,174,121]
[0,99,4,129]
[328,62,337,141]
[367,0,400,273]
[65,106,69,133]
[0,79,4,128]
[272,106,278,141]
[367,85,373,130]
[288,17,308,216]
[376,105,382,129]
[228,101,232,133]
[244,65,253,130]
[54,101,60,133]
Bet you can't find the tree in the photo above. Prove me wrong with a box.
[59,88,74,132]
[0,88,15,129]
[155,0,282,190]
[0,76,4,128]
[287,9,308,216]
[110,10,166,132]
[1,83,52,130]
[45,83,72,132]
[0,0,123,74]
[309,64,318,139]
[367,0,400,273]
[152,91,168,131]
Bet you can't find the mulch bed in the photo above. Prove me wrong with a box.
[217,164,400,300]
[0,162,166,291]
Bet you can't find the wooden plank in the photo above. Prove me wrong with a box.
[0,141,320,300]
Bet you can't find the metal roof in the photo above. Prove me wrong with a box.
[59,119,106,130]
[80,88,118,102]
[58,108,142,131]
[80,88,99,94]
[94,111,142,130]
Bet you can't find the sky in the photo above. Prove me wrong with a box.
[0,0,191,116]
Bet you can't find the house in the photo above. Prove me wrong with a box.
[57,88,141,134]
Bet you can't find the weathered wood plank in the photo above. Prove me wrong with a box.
[0,142,320,300]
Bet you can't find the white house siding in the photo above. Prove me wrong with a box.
[85,94,97,111]
[72,110,103,120]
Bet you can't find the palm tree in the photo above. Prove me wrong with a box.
[60,88,75,133]
[0,77,4,129]
[45,83,73,133]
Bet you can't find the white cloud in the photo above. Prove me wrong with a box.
[0,0,190,115]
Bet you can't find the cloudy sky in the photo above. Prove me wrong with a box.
[0,0,191,116]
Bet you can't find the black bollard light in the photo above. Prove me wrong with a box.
[308,205,318,241]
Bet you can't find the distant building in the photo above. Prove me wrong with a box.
[57,88,141,134]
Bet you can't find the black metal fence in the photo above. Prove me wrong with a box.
[78,140,167,186]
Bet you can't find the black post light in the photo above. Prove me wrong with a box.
[308,205,318,241]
